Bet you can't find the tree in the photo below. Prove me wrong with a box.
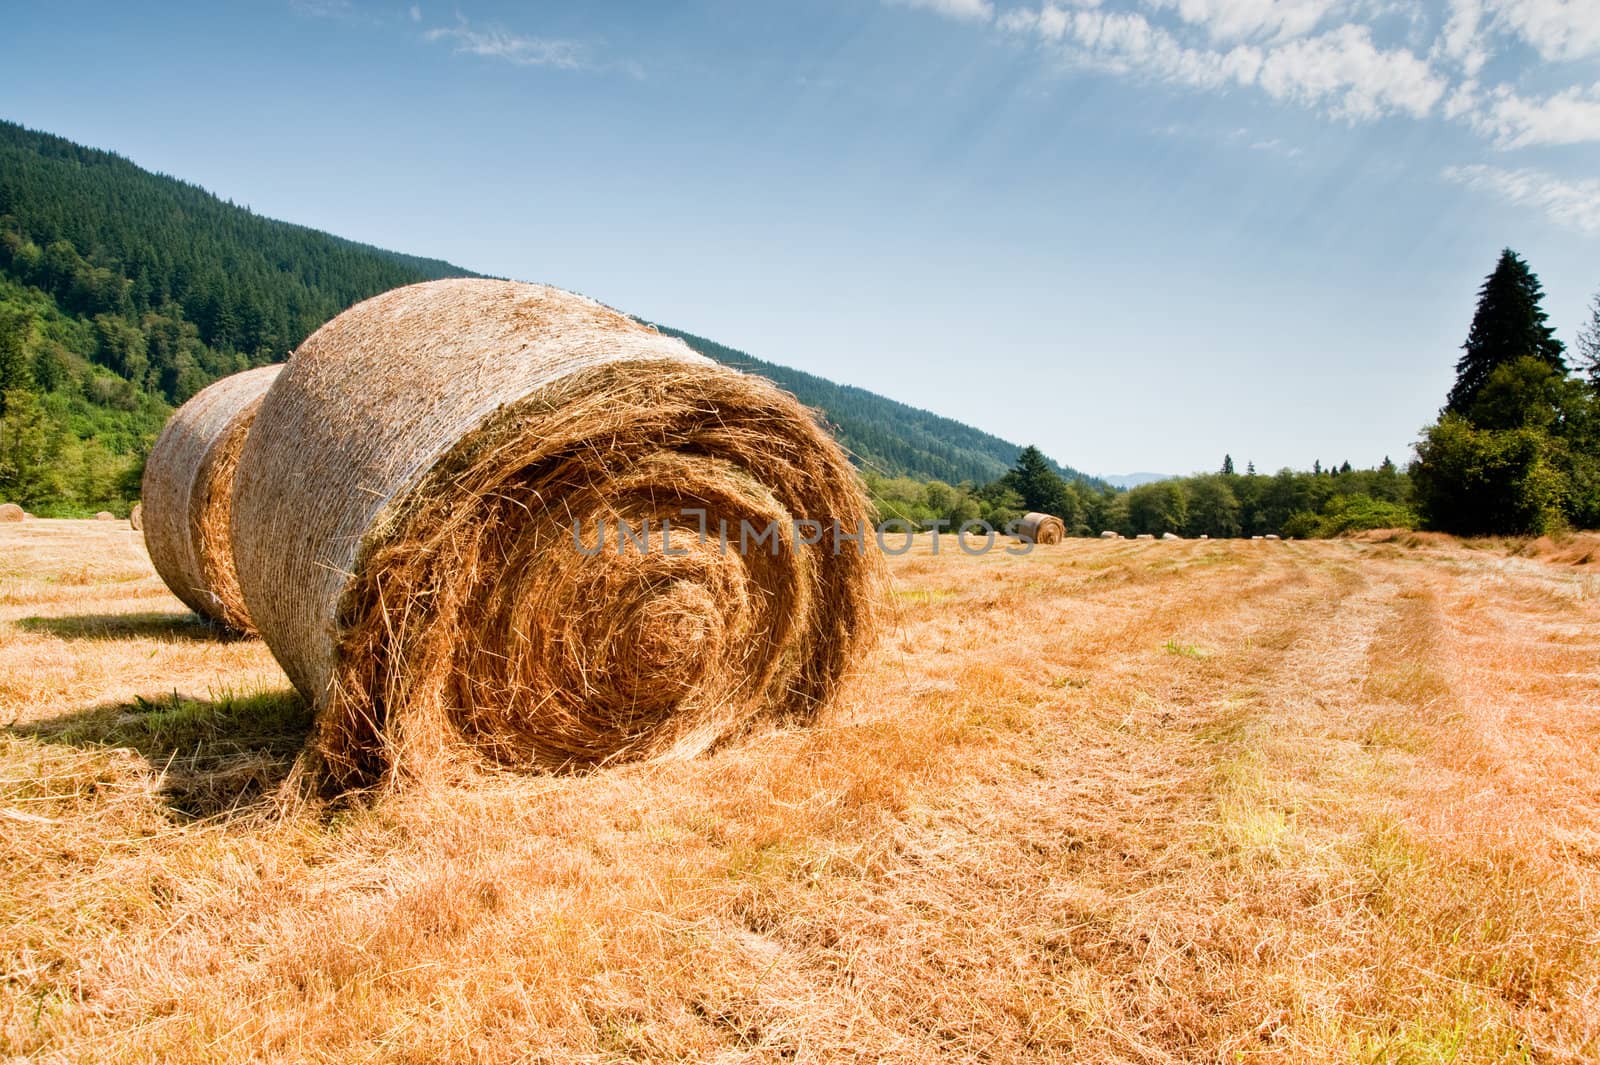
[0,389,66,507]
[1220,454,1234,475]
[1126,480,1188,536]
[1002,445,1079,528]
[1411,415,1566,535]
[1186,475,1240,537]
[1447,249,1566,416]
[0,308,33,413]
[1577,292,1600,391]
[1245,461,1256,475]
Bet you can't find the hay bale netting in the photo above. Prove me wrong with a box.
[141,365,282,632]
[232,279,880,789]
[129,503,143,530]
[0,503,22,523]
[1017,512,1066,545]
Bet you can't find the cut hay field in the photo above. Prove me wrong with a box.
[3,520,1599,1063]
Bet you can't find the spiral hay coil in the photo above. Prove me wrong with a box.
[141,365,281,631]
[232,279,880,790]
[1018,512,1065,545]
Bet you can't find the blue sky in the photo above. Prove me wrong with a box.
[3,1,1598,475]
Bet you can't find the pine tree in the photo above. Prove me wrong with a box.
[1447,249,1566,416]
[1313,459,1322,476]
[1004,445,1071,515]
[1246,461,1256,475]
[1221,454,1234,475]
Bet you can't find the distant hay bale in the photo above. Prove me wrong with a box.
[1017,512,1065,545]
[129,503,143,530]
[1136,533,1155,540]
[141,365,282,632]
[94,511,114,521]
[1265,534,1281,541]
[1162,532,1181,541]
[0,503,21,523]
[1099,530,1119,540]
[232,279,880,790]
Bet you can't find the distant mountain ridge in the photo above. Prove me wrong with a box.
[0,119,1092,511]
[1100,472,1174,489]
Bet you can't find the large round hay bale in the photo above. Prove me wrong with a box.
[94,511,115,521]
[0,503,22,523]
[1017,511,1066,545]
[141,365,282,632]
[129,503,143,530]
[232,279,880,789]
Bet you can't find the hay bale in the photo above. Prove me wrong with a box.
[1135,533,1155,540]
[129,503,143,530]
[141,365,282,632]
[232,279,880,790]
[1265,534,1281,541]
[1099,530,1119,540]
[1162,532,1181,541]
[0,503,21,523]
[1017,512,1066,545]
[93,511,114,521]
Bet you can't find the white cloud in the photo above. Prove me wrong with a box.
[409,3,421,22]
[899,0,1600,150]
[1444,164,1600,235]
[1256,24,1445,120]
[1436,0,1488,76]
[885,0,996,21]
[424,23,587,69]
[1469,82,1600,148]
[1491,0,1600,62]
[1141,0,1342,43]
[1002,8,1443,120]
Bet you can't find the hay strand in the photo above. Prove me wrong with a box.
[1017,512,1065,545]
[141,365,282,632]
[231,279,880,790]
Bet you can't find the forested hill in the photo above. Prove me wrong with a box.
[0,120,1083,514]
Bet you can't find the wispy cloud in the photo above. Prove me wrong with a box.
[1444,164,1600,235]
[424,22,589,69]
[885,0,997,22]
[290,0,355,19]
[996,8,1444,121]
[1466,82,1600,149]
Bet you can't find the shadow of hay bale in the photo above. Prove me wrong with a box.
[7,689,312,818]
[14,611,250,643]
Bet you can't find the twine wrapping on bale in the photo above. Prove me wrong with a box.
[231,279,880,790]
[129,503,143,531]
[1017,512,1066,545]
[0,503,21,523]
[141,365,282,632]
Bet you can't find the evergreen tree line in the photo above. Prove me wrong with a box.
[865,449,1412,540]
[869,248,1600,542]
